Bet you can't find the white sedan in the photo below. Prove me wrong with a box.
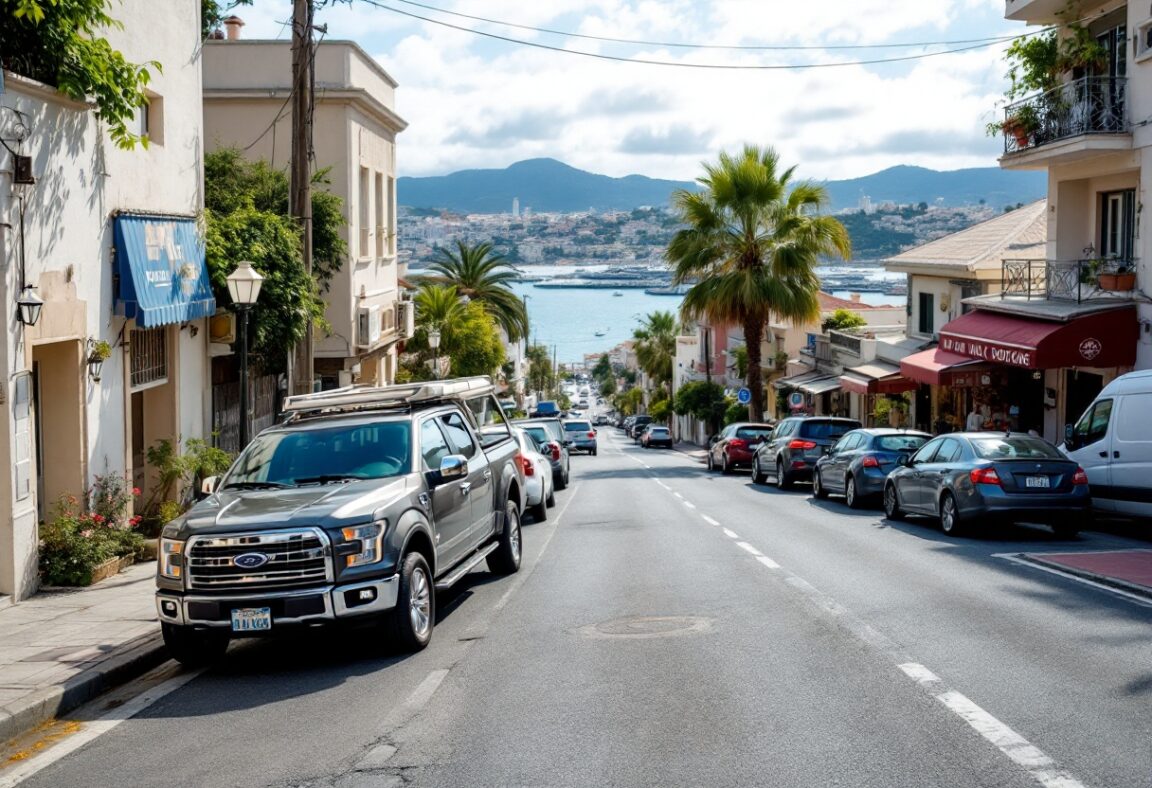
[513,427,556,522]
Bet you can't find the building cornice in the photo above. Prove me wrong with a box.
[203,87,408,133]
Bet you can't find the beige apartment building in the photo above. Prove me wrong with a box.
[0,0,213,601]
[203,29,411,389]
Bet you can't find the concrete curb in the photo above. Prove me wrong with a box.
[1016,555,1152,600]
[0,629,168,745]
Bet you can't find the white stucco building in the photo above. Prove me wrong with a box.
[0,0,213,601]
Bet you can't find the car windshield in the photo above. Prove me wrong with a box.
[735,427,773,440]
[222,421,412,488]
[518,425,552,445]
[875,435,929,452]
[970,436,1065,460]
[565,421,592,431]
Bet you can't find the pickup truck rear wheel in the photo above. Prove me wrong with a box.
[487,500,522,574]
[387,552,434,652]
[162,623,229,668]
[529,493,547,522]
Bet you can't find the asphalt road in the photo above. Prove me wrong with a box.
[11,428,1152,788]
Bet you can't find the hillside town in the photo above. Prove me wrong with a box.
[0,2,1149,787]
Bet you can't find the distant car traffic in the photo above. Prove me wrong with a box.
[883,432,1090,537]
[707,422,774,473]
[752,416,862,490]
[640,425,673,449]
[813,428,931,508]
[530,400,561,418]
[563,419,598,455]
[629,415,654,440]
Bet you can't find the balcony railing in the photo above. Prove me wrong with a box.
[999,76,1126,155]
[1001,258,1138,303]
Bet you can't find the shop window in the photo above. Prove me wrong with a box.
[130,328,168,389]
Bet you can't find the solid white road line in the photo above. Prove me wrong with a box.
[702,515,720,527]
[0,666,204,788]
[993,553,1152,608]
[722,528,739,539]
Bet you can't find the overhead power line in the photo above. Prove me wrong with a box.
[388,0,1023,51]
[359,0,1038,70]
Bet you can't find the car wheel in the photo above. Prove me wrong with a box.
[487,500,522,574]
[707,453,715,472]
[845,475,861,509]
[751,456,767,485]
[162,623,229,668]
[939,492,964,536]
[813,470,828,499]
[529,494,547,522]
[592,448,597,456]
[776,459,794,491]
[721,453,731,474]
[1051,522,1079,539]
[883,483,904,521]
[555,467,568,491]
[546,486,556,507]
[386,551,434,652]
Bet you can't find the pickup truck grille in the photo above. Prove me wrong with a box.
[186,529,332,591]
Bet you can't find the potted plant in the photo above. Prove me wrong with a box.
[988,103,1041,147]
[1098,262,1136,291]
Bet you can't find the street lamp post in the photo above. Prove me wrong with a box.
[428,328,442,380]
[227,261,264,449]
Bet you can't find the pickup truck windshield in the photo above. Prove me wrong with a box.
[222,422,413,488]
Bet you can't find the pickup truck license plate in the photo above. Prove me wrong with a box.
[1025,476,1050,488]
[231,607,272,632]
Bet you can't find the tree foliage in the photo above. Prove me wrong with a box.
[667,145,850,421]
[2,0,160,149]
[673,380,727,432]
[409,285,504,378]
[632,310,680,391]
[526,344,555,396]
[821,308,867,333]
[422,241,528,341]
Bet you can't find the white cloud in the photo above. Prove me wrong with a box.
[236,0,1024,180]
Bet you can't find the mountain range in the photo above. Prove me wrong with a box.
[397,158,1047,215]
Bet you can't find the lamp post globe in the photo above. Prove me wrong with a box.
[227,262,264,450]
[16,285,43,327]
[428,328,442,379]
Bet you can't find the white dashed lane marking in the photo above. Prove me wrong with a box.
[682,501,696,509]
[722,528,740,539]
[702,515,720,526]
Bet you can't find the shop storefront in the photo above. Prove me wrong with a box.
[901,306,1137,441]
[839,361,918,428]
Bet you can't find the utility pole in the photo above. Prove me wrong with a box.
[290,0,315,394]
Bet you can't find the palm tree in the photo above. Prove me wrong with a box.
[423,241,528,342]
[632,310,680,392]
[666,145,850,420]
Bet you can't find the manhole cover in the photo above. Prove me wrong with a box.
[576,615,712,640]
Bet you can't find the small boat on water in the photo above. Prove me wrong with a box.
[594,327,608,337]
[613,291,623,296]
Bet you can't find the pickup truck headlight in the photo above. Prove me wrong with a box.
[341,521,385,568]
[159,538,185,580]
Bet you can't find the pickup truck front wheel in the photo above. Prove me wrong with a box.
[387,552,434,652]
[486,500,522,574]
[162,622,229,668]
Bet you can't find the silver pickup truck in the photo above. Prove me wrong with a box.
[155,377,525,666]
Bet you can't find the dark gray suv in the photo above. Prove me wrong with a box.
[751,416,862,490]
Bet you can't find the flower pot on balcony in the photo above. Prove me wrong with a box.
[1003,118,1031,147]
[1098,272,1136,291]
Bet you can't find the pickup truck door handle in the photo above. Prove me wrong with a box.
[459,482,471,495]
[482,470,492,480]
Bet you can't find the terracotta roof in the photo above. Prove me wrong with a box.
[884,200,1047,272]
[818,291,881,310]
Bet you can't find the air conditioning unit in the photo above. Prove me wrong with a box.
[357,305,382,349]
[396,300,415,339]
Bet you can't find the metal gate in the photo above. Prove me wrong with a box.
[212,374,279,454]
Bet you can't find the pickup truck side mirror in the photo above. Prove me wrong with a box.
[439,454,469,481]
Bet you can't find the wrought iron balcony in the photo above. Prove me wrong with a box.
[997,76,1126,155]
[1000,258,1138,303]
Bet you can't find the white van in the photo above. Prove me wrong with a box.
[1061,369,1152,519]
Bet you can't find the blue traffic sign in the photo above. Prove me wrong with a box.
[736,387,751,405]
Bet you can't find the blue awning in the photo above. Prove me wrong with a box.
[114,215,216,328]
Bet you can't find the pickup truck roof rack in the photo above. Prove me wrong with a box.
[282,376,495,419]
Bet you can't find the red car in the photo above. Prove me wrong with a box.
[707,422,774,473]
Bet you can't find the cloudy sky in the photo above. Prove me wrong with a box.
[231,0,1029,181]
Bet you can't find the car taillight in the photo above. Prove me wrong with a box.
[729,439,747,449]
[861,455,880,468]
[549,442,561,461]
[1072,467,1088,485]
[588,431,596,438]
[788,439,817,450]
[969,467,1001,486]
[517,453,534,476]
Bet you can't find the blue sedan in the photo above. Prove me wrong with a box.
[813,429,931,508]
[882,433,1090,538]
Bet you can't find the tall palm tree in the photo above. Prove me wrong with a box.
[666,145,851,420]
[424,241,528,342]
[632,310,680,391]
[414,284,466,345]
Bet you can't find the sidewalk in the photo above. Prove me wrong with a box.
[0,563,166,745]
[1019,549,1152,599]
[672,441,707,461]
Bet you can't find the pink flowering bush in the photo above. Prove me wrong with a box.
[39,479,146,586]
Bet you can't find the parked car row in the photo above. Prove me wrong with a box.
[703,415,1095,538]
